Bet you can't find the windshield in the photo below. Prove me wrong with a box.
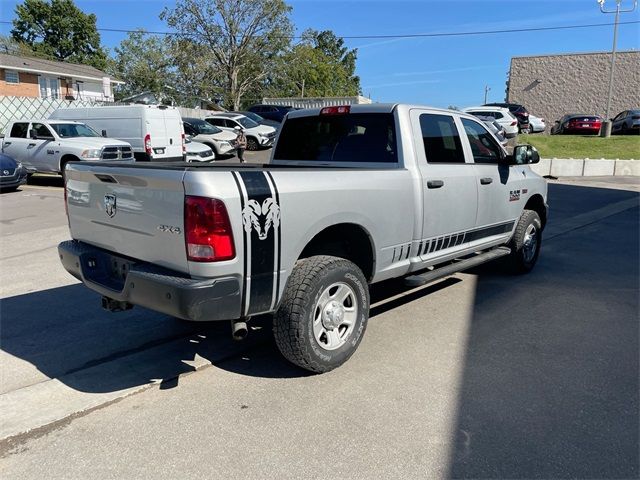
[237,116,259,129]
[195,120,221,134]
[242,111,264,123]
[51,123,100,138]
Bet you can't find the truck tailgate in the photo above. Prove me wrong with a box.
[66,163,189,273]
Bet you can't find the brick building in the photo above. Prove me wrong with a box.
[0,53,123,101]
[506,50,640,131]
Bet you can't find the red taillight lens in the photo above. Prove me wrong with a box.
[320,105,350,115]
[144,134,152,155]
[511,121,517,126]
[181,133,186,154]
[185,196,235,262]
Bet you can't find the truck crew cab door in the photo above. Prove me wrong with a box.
[29,123,58,173]
[410,110,477,259]
[458,117,523,243]
[2,122,31,166]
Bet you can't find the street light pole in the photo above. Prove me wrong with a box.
[597,0,637,137]
[483,85,491,104]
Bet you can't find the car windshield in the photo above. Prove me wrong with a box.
[51,123,100,138]
[236,116,259,129]
[241,111,264,123]
[191,120,221,134]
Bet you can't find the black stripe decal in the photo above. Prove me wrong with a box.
[392,248,396,262]
[265,171,281,307]
[399,245,404,259]
[465,221,514,243]
[238,171,278,315]
[231,172,248,315]
[405,244,411,259]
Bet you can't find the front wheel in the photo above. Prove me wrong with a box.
[246,137,259,151]
[274,255,369,373]
[506,209,542,274]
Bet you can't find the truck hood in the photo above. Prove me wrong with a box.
[58,137,131,149]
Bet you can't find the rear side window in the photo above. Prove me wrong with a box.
[274,113,398,163]
[206,118,224,127]
[461,118,503,164]
[9,122,29,138]
[419,114,465,164]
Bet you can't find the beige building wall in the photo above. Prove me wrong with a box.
[0,69,39,97]
[507,51,640,132]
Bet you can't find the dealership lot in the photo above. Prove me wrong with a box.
[0,171,638,478]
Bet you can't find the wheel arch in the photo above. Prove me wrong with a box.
[524,194,547,229]
[59,154,80,173]
[296,223,376,282]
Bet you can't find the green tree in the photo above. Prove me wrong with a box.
[11,0,107,69]
[272,29,360,98]
[112,31,175,100]
[161,0,294,110]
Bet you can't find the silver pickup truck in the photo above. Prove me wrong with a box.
[58,104,548,373]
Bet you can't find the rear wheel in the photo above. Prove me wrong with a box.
[274,255,369,373]
[506,209,542,274]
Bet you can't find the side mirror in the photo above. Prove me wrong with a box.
[101,129,108,137]
[233,126,241,131]
[508,144,540,165]
[554,120,560,124]
[30,130,37,140]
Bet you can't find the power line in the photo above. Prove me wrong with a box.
[1,20,639,40]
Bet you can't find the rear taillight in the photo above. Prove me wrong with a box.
[320,105,350,115]
[144,134,152,156]
[181,133,186,154]
[511,121,517,126]
[184,196,235,262]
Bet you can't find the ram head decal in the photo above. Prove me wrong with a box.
[242,197,280,240]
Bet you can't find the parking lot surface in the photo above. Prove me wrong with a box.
[0,171,638,479]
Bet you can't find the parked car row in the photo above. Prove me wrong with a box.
[0,103,292,187]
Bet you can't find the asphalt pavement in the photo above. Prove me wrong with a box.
[0,170,638,479]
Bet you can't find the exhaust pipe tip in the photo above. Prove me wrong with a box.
[231,320,248,341]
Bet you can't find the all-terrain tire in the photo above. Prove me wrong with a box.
[273,255,369,373]
[506,209,542,274]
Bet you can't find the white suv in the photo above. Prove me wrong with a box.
[205,113,277,150]
[463,106,519,138]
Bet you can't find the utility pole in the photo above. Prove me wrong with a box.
[597,0,637,137]
[483,85,491,104]
[301,79,305,98]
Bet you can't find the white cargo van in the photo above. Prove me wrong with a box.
[50,105,185,162]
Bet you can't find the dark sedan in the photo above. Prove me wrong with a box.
[0,152,27,192]
[551,114,603,135]
[612,109,640,135]
[247,104,294,123]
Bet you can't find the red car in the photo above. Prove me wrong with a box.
[551,114,602,135]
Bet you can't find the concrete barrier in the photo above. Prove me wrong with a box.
[531,158,551,176]
[583,159,616,176]
[549,158,585,177]
[614,160,640,176]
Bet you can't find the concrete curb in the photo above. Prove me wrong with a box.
[531,158,640,177]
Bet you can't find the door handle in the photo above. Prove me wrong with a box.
[28,143,36,147]
[480,177,493,185]
[3,142,10,146]
[427,180,444,189]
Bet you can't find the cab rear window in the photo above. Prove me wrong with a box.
[274,113,398,163]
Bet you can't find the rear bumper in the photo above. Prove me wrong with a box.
[58,240,242,321]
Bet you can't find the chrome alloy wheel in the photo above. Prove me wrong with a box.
[522,224,538,263]
[313,282,358,351]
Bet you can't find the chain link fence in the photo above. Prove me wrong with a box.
[0,96,114,134]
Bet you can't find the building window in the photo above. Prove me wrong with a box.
[38,76,59,99]
[5,70,19,84]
